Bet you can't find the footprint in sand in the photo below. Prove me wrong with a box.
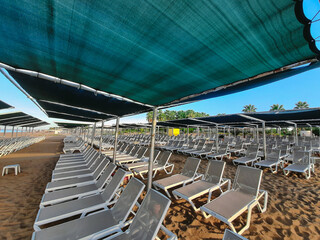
[265,217,273,225]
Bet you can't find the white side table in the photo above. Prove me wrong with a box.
[2,164,21,176]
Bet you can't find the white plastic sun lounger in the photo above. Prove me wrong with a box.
[133,151,174,180]
[254,149,283,173]
[45,159,109,193]
[223,229,248,240]
[206,145,230,160]
[58,146,91,161]
[40,163,117,207]
[55,148,97,168]
[153,157,202,197]
[172,160,230,211]
[200,166,268,235]
[52,151,100,175]
[283,150,315,179]
[233,146,260,166]
[34,169,127,230]
[105,189,176,240]
[32,177,145,240]
[51,156,107,181]
[115,147,148,165]
[122,150,160,170]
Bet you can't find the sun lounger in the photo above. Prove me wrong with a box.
[181,140,205,155]
[200,166,268,235]
[106,189,176,240]
[115,147,148,165]
[51,156,107,181]
[191,142,214,158]
[206,144,230,160]
[133,151,173,180]
[153,157,202,197]
[172,160,230,211]
[223,229,248,240]
[32,177,145,240]
[55,148,97,167]
[40,163,117,207]
[283,150,315,179]
[45,158,109,193]
[233,146,260,166]
[122,150,160,170]
[254,149,283,173]
[34,168,127,230]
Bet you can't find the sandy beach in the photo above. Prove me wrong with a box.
[0,137,319,240]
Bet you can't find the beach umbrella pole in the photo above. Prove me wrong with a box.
[113,117,120,164]
[147,107,158,191]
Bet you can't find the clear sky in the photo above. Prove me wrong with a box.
[0,0,319,128]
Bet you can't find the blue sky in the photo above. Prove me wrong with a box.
[0,0,319,128]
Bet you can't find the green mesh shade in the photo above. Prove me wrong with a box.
[0,100,13,110]
[0,0,317,107]
[55,122,92,128]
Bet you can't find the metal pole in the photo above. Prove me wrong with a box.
[16,127,19,137]
[99,121,104,153]
[3,125,6,137]
[11,126,15,138]
[262,122,267,159]
[113,117,120,164]
[32,127,34,135]
[187,125,189,144]
[294,123,298,145]
[228,126,231,138]
[216,125,219,151]
[91,123,96,146]
[256,125,259,140]
[147,107,158,191]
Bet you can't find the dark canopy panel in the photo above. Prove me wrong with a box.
[39,101,114,122]
[0,100,13,110]
[48,112,100,123]
[8,71,151,117]
[56,122,92,129]
[157,108,320,127]
[0,111,47,126]
[0,0,318,108]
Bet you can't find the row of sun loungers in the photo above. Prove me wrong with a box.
[0,136,45,157]
[33,139,177,240]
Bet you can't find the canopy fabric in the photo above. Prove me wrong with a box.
[39,101,114,122]
[55,122,92,129]
[8,71,151,117]
[0,111,47,126]
[0,0,318,110]
[47,111,101,123]
[0,100,13,110]
[157,108,320,127]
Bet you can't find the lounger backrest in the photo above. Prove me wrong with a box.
[89,154,105,171]
[96,163,117,188]
[204,160,225,184]
[204,143,213,151]
[181,157,201,178]
[293,151,309,165]
[124,145,134,154]
[125,189,171,240]
[157,151,172,166]
[143,148,151,158]
[196,140,205,150]
[223,229,248,240]
[130,146,140,156]
[93,157,110,179]
[136,147,147,158]
[188,141,195,149]
[154,150,161,160]
[111,178,145,224]
[267,149,281,162]
[233,166,262,197]
[246,146,258,158]
[101,168,126,202]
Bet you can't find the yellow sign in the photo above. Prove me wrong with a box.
[169,128,180,136]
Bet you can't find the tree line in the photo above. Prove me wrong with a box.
[241,101,309,113]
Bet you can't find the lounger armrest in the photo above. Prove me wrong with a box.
[221,178,231,190]
[194,173,204,181]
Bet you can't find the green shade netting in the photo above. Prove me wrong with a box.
[0,0,316,106]
[0,100,13,110]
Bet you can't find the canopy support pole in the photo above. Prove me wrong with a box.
[3,125,6,136]
[99,121,104,153]
[307,123,312,137]
[187,125,189,145]
[16,127,19,137]
[147,106,158,191]
[91,123,96,146]
[256,125,259,141]
[262,122,267,159]
[113,117,120,164]
[216,125,219,151]
[11,126,15,138]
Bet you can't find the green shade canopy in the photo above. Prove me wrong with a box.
[0,111,47,126]
[55,122,92,129]
[0,100,13,110]
[0,0,318,111]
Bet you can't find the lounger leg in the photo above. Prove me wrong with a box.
[237,204,254,235]
[2,168,5,176]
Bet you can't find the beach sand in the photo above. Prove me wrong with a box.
[0,136,319,239]
[0,135,64,240]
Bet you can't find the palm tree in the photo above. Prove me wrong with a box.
[217,113,226,116]
[242,104,256,113]
[270,104,285,111]
[294,101,309,109]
